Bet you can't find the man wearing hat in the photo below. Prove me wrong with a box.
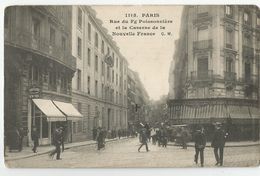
[49,126,63,160]
[193,126,206,167]
[211,122,228,166]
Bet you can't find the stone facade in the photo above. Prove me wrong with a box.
[71,6,128,141]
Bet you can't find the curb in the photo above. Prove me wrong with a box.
[167,143,260,148]
[5,137,130,161]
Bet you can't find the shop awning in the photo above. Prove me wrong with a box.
[53,101,83,121]
[32,99,66,121]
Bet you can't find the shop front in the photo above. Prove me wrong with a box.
[28,99,83,146]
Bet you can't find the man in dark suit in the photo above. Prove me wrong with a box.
[49,127,63,160]
[194,127,206,167]
[211,123,228,166]
[138,128,149,152]
[31,127,39,153]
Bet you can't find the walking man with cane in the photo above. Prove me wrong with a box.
[49,127,63,160]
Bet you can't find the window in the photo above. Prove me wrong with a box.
[78,8,82,28]
[88,23,91,41]
[95,55,98,72]
[4,9,9,29]
[95,32,98,48]
[244,34,252,47]
[32,18,40,37]
[112,70,114,83]
[257,38,260,50]
[226,58,233,73]
[50,27,55,45]
[226,29,233,49]
[257,16,260,26]
[225,5,232,17]
[49,69,57,91]
[101,61,105,76]
[101,83,104,99]
[77,69,81,90]
[107,47,110,55]
[101,40,104,53]
[77,102,82,113]
[197,57,208,79]
[116,74,118,85]
[29,64,41,83]
[245,62,251,80]
[116,58,118,68]
[61,73,68,93]
[107,66,110,80]
[124,80,126,90]
[61,37,66,51]
[116,92,118,104]
[87,76,90,94]
[198,26,209,41]
[95,80,98,97]
[77,37,82,58]
[88,48,91,66]
[244,12,251,25]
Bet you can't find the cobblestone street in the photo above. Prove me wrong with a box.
[5,138,260,168]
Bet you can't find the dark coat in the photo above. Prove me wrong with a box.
[140,130,148,143]
[211,128,226,148]
[194,131,206,149]
[31,130,39,141]
[52,129,62,146]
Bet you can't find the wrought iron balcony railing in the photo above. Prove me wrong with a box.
[4,27,76,71]
[193,39,213,50]
[191,70,214,81]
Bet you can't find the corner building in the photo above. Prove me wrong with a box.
[71,6,128,141]
[4,6,80,146]
[168,5,260,141]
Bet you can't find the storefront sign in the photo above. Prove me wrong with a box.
[28,87,41,99]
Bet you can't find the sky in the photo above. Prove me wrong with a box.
[92,5,183,100]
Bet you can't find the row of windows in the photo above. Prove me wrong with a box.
[224,6,260,26]
[76,8,127,73]
[76,69,127,104]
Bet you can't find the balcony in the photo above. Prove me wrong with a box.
[224,71,237,82]
[242,45,254,58]
[193,40,213,50]
[191,70,214,82]
[4,28,76,71]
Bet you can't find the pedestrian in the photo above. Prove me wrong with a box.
[194,127,206,167]
[18,127,27,152]
[211,122,228,166]
[49,127,63,160]
[161,129,168,148]
[92,127,97,141]
[31,127,39,153]
[60,126,65,152]
[97,127,105,150]
[181,127,189,149]
[138,128,149,152]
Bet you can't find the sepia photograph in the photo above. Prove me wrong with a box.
[3,3,260,169]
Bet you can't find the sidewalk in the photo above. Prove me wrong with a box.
[168,141,260,147]
[5,137,129,161]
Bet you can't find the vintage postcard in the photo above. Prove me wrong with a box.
[3,4,260,168]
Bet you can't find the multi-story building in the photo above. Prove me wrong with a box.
[168,5,260,141]
[4,6,82,147]
[71,6,128,141]
[127,68,150,126]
